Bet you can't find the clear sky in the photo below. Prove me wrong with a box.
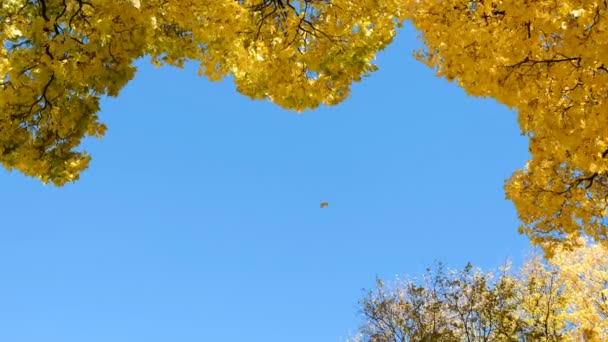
[0,24,531,342]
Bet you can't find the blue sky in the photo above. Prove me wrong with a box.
[1,24,530,342]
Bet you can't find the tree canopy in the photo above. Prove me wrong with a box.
[353,240,608,342]
[0,0,401,185]
[400,0,608,253]
[5,0,608,252]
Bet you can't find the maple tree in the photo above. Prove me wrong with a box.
[353,240,608,342]
[5,1,608,254]
[0,0,402,185]
[399,1,608,252]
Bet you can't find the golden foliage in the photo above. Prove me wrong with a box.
[400,0,608,252]
[1,0,402,184]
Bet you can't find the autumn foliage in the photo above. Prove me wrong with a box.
[400,0,608,252]
[0,0,401,184]
[4,0,608,251]
[354,241,608,342]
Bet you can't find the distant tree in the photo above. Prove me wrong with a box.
[399,0,608,252]
[352,240,608,341]
[0,0,402,184]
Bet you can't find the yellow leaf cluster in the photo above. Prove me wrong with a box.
[1,0,402,184]
[401,0,608,253]
[550,239,608,341]
[1,0,148,184]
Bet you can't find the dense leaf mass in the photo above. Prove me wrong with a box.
[400,0,608,252]
[6,0,608,253]
[0,0,401,184]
